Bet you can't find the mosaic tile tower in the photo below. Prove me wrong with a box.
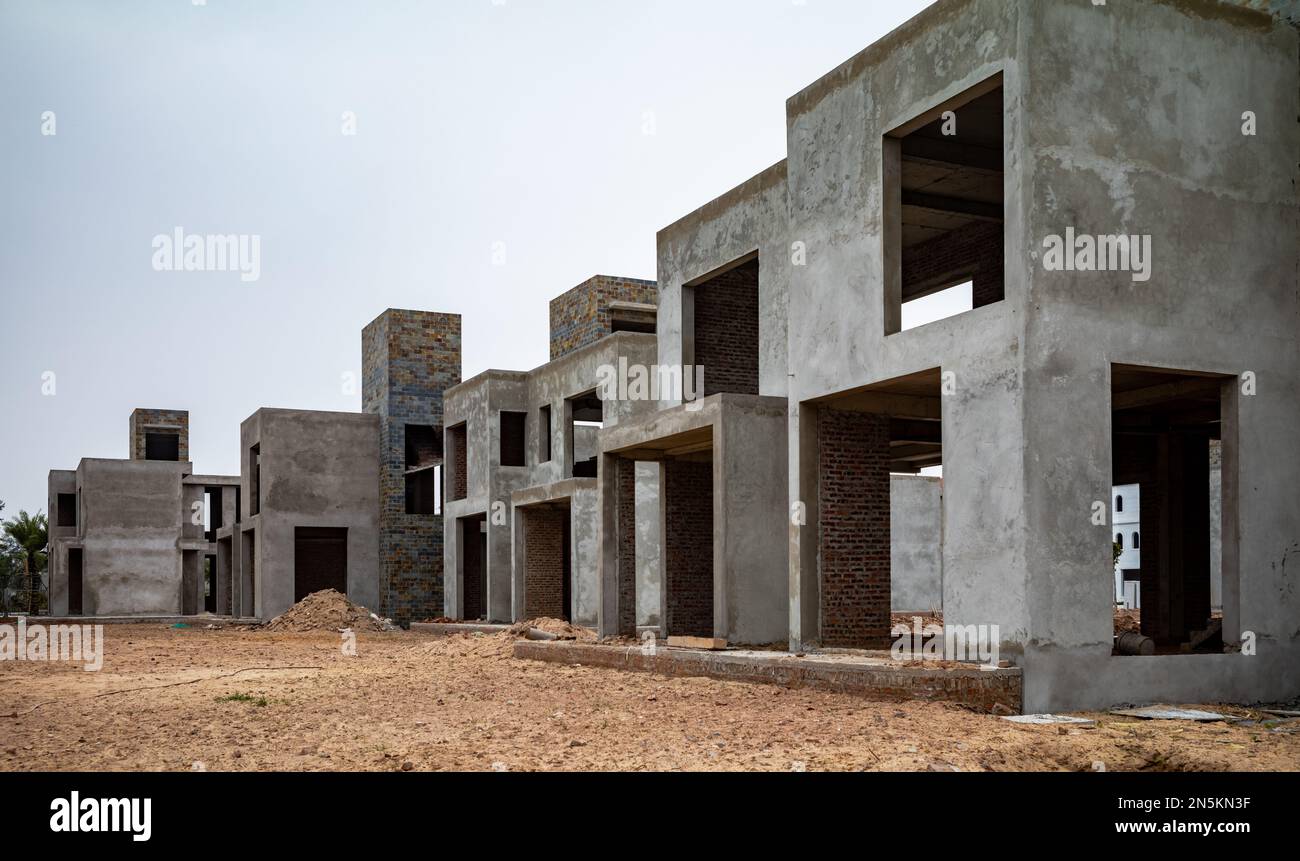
[128,408,189,461]
[549,275,658,360]
[363,309,462,624]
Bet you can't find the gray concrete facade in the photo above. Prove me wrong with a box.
[47,409,240,618]
[764,0,1296,710]
[238,408,381,621]
[597,394,790,645]
[890,475,943,613]
[443,325,660,624]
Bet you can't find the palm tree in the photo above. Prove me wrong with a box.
[3,511,48,615]
[0,541,15,617]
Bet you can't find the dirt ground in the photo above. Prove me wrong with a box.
[2,624,1298,772]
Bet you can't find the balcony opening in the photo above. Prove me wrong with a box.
[684,254,759,397]
[885,74,1004,335]
[404,425,443,516]
[566,391,603,479]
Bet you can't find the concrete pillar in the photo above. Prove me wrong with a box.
[596,453,621,638]
[634,462,662,630]
[789,401,820,650]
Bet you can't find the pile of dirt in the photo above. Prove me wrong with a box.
[263,590,397,633]
[506,618,597,642]
[891,612,944,630]
[1114,608,1142,636]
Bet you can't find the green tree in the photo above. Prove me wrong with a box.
[3,510,48,615]
[0,500,15,616]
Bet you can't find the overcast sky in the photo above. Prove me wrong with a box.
[0,0,937,518]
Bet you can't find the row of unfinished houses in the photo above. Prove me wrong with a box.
[46,0,1300,712]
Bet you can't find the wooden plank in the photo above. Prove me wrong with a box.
[666,636,728,651]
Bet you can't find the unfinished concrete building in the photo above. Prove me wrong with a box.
[46,310,464,623]
[571,0,1299,712]
[232,409,381,620]
[40,0,1297,717]
[47,409,239,617]
[442,276,660,626]
[632,0,1292,711]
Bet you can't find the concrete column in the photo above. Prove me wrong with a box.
[634,462,662,630]
[596,453,621,638]
[215,541,230,616]
[789,401,820,650]
[511,506,526,623]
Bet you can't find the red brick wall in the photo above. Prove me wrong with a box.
[450,425,467,501]
[901,221,1003,309]
[818,408,892,648]
[616,458,637,636]
[664,458,713,637]
[693,259,760,397]
[524,508,566,620]
[462,517,485,620]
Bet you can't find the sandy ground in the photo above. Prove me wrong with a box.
[2,624,1298,772]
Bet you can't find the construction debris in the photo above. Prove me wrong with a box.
[666,636,729,651]
[263,590,398,633]
[506,618,596,642]
[1002,714,1097,727]
[1110,706,1228,722]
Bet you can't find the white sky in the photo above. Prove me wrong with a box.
[0,0,938,518]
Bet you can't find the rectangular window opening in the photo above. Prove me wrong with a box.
[684,255,759,397]
[56,493,77,528]
[404,425,443,516]
[448,424,468,502]
[145,431,180,461]
[566,392,603,478]
[885,75,1004,335]
[538,405,552,463]
[249,444,261,516]
[500,411,527,468]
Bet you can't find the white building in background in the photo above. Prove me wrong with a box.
[1113,484,1141,609]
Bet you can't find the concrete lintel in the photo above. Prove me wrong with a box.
[182,474,241,486]
[511,478,596,508]
[599,394,787,455]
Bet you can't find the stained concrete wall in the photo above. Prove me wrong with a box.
[443,371,533,622]
[48,459,190,616]
[445,331,661,624]
[891,475,943,613]
[1016,0,1299,710]
[765,0,1299,709]
[783,0,1026,659]
[598,394,788,645]
[657,162,790,404]
[240,409,380,620]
